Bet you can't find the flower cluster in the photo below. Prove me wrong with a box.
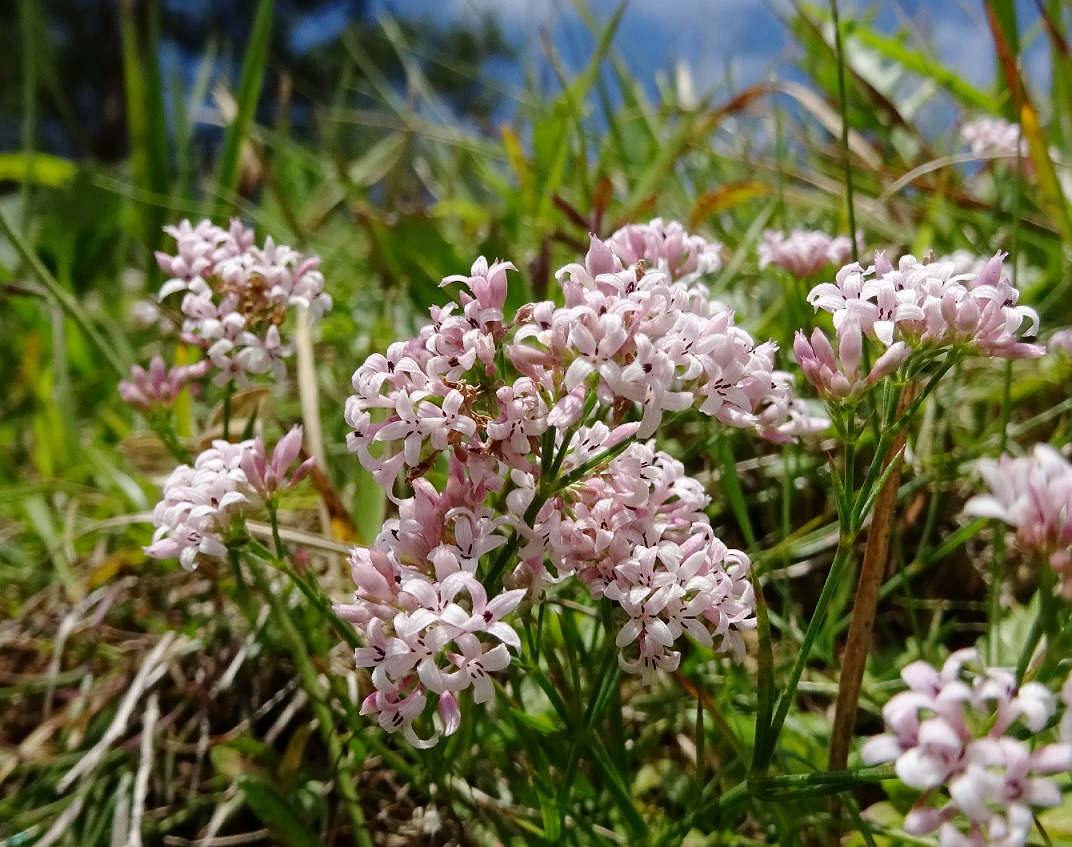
[146,427,313,570]
[793,327,910,403]
[508,427,757,677]
[964,444,1072,597]
[862,649,1072,847]
[961,117,1027,163]
[333,450,524,748]
[798,252,1042,399]
[605,217,723,284]
[155,219,332,386]
[758,229,858,278]
[339,225,789,744]
[1049,328,1072,356]
[119,355,211,414]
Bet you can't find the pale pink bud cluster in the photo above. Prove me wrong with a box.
[605,217,722,284]
[793,327,910,403]
[807,252,1043,364]
[155,219,332,386]
[758,229,859,278]
[146,427,313,570]
[240,427,316,507]
[963,444,1072,597]
[119,355,211,414]
[961,117,1027,163]
[862,650,1072,847]
[339,226,778,745]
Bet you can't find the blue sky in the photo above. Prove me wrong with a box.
[366,0,1056,118]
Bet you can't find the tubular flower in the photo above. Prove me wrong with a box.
[119,355,211,414]
[961,117,1027,165]
[863,650,1072,847]
[605,217,723,285]
[146,431,315,570]
[793,325,910,404]
[807,251,1043,364]
[146,439,253,570]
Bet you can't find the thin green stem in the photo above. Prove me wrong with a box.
[751,764,894,800]
[989,361,1015,665]
[149,415,190,463]
[245,536,362,651]
[1015,608,1046,682]
[757,537,857,773]
[268,504,286,560]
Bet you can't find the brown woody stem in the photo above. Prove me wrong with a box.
[828,386,915,773]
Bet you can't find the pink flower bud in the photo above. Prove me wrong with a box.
[868,342,911,383]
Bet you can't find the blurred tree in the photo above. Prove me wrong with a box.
[1,0,513,162]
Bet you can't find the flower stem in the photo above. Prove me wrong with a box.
[756,537,857,774]
[989,360,1015,665]
[150,419,190,464]
[828,386,914,773]
[222,383,235,441]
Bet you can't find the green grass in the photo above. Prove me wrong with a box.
[3,3,1072,846]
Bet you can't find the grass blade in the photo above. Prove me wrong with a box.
[214,0,274,213]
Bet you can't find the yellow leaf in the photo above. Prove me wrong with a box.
[690,181,772,227]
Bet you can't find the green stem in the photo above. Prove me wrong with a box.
[1015,609,1046,682]
[989,360,1015,665]
[751,764,894,800]
[245,536,362,651]
[757,538,857,773]
[485,433,637,590]
[246,554,372,847]
[268,504,285,560]
[150,419,190,464]
[222,384,235,441]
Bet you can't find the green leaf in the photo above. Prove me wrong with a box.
[846,25,994,111]
[716,436,757,548]
[215,0,274,211]
[583,728,648,837]
[0,153,76,186]
[750,568,775,778]
[237,775,323,847]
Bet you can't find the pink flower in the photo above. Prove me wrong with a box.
[606,218,722,283]
[759,228,860,278]
[155,218,331,386]
[961,117,1028,164]
[239,426,315,505]
[146,439,252,570]
[793,326,909,404]
[963,444,1072,597]
[119,355,210,413]
[863,651,1072,847]
[1049,328,1072,355]
[338,230,785,746]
